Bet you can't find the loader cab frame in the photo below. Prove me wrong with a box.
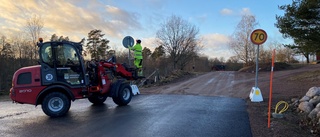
[38,41,87,87]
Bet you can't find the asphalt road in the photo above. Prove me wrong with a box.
[0,94,252,137]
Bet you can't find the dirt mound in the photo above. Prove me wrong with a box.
[238,62,293,72]
[159,70,195,84]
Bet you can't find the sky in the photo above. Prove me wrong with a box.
[0,0,294,60]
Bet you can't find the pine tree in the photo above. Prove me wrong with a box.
[275,0,320,63]
[86,29,110,60]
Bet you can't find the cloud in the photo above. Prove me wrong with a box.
[202,33,230,48]
[105,5,140,29]
[240,8,252,15]
[126,0,165,10]
[220,8,233,15]
[0,0,141,42]
[195,14,208,24]
[200,33,233,59]
[141,37,158,51]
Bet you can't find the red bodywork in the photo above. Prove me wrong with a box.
[9,40,141,117]
[88,61,135,93]
[10,65,43,104]
[10,60,137,105]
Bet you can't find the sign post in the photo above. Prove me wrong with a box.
[122,36,135,67]
[122,36,140,95]
[249,29,267,102]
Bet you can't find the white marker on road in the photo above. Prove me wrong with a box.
[205,78,215,86]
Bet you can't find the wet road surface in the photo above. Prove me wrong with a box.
[0,94,251,137]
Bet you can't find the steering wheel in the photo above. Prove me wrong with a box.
[65,58,75,66]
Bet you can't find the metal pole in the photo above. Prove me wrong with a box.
[128,47,131,67]
[255,45,260,88]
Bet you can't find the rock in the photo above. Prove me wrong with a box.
[300,96,310,102]
[306,87,320,97]
[293,100,299,105]
[317,111,320,119]
[308,107,320,119]
[291,102,299,108]
[298,102,314,113]
[291,98,299,103]
[309,96,320,106]
[291,98,300,107]
[316,103,320,108]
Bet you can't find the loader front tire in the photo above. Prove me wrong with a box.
[112,84,132,106]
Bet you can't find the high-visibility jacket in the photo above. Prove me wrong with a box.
[130,43,143,59]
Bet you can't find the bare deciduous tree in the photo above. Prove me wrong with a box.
[12,37,22,67]
[258,45,272,63]
[229,14,258,66]
[156,15,200,70]
[25,15,44,61]
[274,43,296,63]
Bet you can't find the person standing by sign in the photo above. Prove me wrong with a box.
[130,39,143,76]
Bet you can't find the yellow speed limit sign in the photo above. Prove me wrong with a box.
[250,29,267,45]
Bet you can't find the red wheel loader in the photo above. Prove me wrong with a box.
[10,38,142,117]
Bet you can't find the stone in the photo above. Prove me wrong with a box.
[299,96,310,102]
[291,102,299,108]
[309,96,320,106]
[317,111,320,119]
[291,98,299,103]
[308,107,320,119]
[298,102,314,113]
[306,87,320,97]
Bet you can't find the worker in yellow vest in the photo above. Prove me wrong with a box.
[130,39,143,76]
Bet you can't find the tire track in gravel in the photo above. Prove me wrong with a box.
[142,71,243,97]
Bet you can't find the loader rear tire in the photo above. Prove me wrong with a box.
[112,84,132,106]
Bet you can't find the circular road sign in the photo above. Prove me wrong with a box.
[122,36,134,48]
[250,29,267,45]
